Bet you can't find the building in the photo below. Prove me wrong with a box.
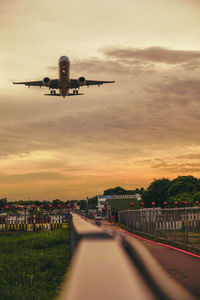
[97,194,142,212]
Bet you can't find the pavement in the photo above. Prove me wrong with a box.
[99,220,200,299]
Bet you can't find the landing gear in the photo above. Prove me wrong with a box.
[50,90,56,95]
[73,89,79,95]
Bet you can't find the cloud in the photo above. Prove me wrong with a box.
[2,45,200,199]
[0,172,68,184]
[149,77,200,97]
[47,58,145,79]
[176,153,200,160]
[151,161,200,174]
[2,46,200,161]
[102,46,200,65]
[139,153,200,175]
[47,46,200,84]
[0,89,199,161]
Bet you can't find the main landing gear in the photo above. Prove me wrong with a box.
[50,90,56,95]
[73,89,79,95]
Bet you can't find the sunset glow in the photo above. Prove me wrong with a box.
[1,0,200,200]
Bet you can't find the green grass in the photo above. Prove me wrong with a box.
[0,228,70,300]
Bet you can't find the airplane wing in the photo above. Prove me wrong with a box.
[70,79,115,89]
[13,79,59,89]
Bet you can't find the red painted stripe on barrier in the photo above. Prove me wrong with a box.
[118,227,200,258]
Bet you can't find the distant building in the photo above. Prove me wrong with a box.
[97,197,107,211]
[100,194,142,200]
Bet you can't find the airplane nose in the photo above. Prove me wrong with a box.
[59,56,69,61]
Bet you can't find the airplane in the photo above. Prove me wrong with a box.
[13,56,115,97]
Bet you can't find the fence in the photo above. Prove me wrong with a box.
[0,214,64,232]
[119,207,200,249]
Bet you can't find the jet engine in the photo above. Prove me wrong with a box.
[42,77,51,87]
[78,76,86,86]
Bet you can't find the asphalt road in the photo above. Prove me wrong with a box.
[100,221,200,298]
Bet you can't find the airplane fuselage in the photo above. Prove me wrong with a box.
[58,56,70,97]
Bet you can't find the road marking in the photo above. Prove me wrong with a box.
[118,227,200,259]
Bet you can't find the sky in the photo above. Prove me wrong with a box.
[0,0,200,200]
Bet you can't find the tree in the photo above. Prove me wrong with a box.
[192,192,200,203]
[88,196,98,205]
[103,187,126,195]
[77,200,87,210]
[168,176,200,206]
[52,199,62,207]
[172,193,193,206]
[143,178,171,207]
[0,198,7,208]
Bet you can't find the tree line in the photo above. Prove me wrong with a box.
[0,198,74,209]
[1,175,200,210]
[87,175,200,208]
[143,176,200,207]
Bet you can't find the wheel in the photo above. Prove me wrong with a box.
[76,90,78,95]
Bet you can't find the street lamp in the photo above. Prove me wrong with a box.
[174,201,178,207]
[57,204,62,228]
[183,201,188,243]
[48,204,53,229]
[24,205,27,231]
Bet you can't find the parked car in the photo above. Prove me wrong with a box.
[95,213,102,220]
[80,210,86,216]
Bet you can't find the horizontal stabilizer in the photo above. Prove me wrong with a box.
[68,93,84,96]
[44,93,61,96]
[44,93,84,96]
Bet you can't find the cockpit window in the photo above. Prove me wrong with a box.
[60,56,69,61]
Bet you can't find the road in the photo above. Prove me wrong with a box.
[99,220,200,298]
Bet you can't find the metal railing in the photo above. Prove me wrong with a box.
[60,213,196,300]
[119,207,200,249]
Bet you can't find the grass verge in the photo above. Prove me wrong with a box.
[0,228,70,300]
